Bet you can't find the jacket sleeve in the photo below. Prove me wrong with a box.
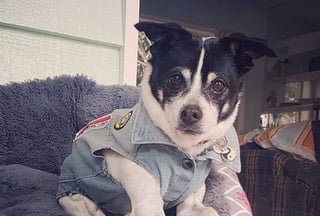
[56,154,81,199]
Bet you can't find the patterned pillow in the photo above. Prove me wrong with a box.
[240,120,318,163]
[215,163,253,216]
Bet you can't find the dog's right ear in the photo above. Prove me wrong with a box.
[135,22,192,57]
[134,22,191,43]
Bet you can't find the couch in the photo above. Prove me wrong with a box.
[238,129,320,216]
[0,76,140,216]
[1,75,319,216]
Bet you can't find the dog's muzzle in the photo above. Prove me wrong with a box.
[178,105,203,134]
[180,105,202,124]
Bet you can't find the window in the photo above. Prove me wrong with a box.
[137,32,152,86]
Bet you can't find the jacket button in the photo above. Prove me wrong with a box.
[182,158,194,170]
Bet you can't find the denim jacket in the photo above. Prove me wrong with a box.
[57,102,241,214]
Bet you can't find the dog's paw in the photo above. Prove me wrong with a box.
[199,207,219,216]
[58,194,106,216]
[126,213,165,216]
[177,206,219,216]
[126,210,165,216]
[126,207,165,216]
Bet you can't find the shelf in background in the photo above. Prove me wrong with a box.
[262,104,314,114]
[267,70,320,82]
[262,30,320,122]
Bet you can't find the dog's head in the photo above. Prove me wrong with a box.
[135,22,275,154]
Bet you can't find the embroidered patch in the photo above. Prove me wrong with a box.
[114,111,133,130]
[76,114,112,138]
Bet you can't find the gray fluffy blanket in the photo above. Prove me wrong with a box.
[0,76,229,216]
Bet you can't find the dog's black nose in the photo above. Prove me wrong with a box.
[180,105,202,124]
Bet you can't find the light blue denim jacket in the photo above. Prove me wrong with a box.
[57,102,241,214]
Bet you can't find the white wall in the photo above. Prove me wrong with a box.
[237,59,266,134]
[0,0,139,86]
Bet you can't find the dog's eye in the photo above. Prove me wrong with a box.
[168,73,183,89]
[211,79,226,94]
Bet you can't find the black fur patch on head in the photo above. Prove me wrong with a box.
[148,36,202,105]
[201,38,243,122]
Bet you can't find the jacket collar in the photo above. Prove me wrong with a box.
[131,102,174,146]
[130,101,241,172]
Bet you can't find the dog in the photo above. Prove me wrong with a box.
[57,22,275,216]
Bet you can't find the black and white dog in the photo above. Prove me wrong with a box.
[58,22,275,216]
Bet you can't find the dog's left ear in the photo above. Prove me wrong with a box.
[220,33,277,75]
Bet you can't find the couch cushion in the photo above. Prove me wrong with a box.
[0,164,67,216]
[0,76,139,174]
